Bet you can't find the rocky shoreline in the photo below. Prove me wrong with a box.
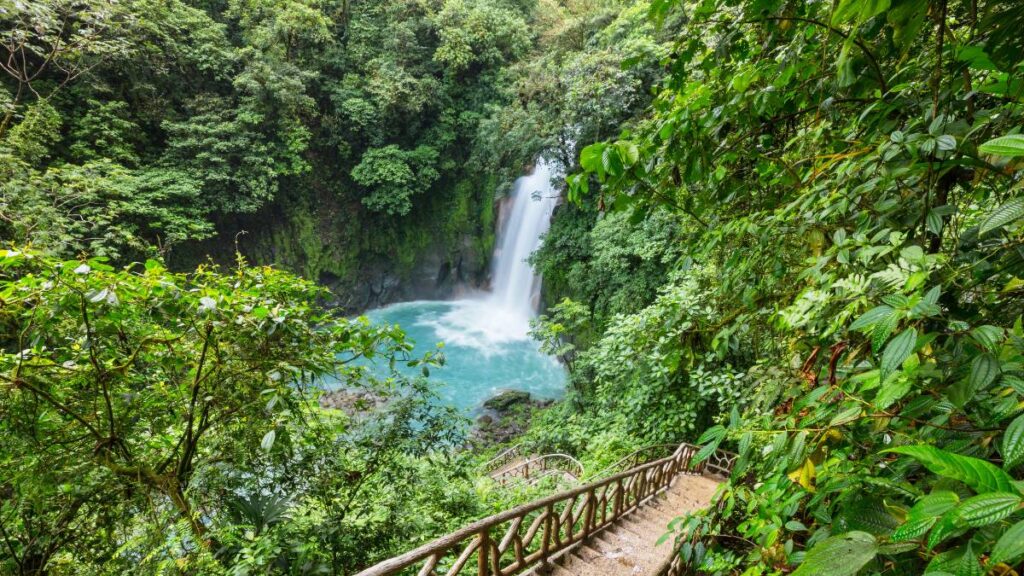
[318,388,388,416]
[319,387,553,446]
[470,390,554,446]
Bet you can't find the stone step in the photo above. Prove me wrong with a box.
[541,474,721,575]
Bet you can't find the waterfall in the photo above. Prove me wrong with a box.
[489,158,559,317]
[427,157,560,350]
[348,157,567,407]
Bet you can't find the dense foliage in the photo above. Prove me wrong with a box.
[0,0,541,305]
[530,0,1024,573]
[6,0,1024,573]
[0,251,488,574]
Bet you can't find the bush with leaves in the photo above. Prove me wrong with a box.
[0,250,480,574]
[558,0,1024,573]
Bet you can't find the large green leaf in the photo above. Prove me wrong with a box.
[616,141,639,167]
[969,325,1003,352]
[979,198,1024,236]
[579,143,605,176]
[791,531,877,576]
[873,377,910,410]
[954,492,1022,527]
[1002,413,1024,469]
[832,0,890,24]
[978,134,1024,157]
[909,491,960,520]
[891,516,936,541]
[884,445,1019,494]
[880,327,916,382]
[872,310,901,352]
[926,509,964,550]
[989,519,1024,566]
[893,491,959,542]
[967,353,1000,394]
[849,305,894,332]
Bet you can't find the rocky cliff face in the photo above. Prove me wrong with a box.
[173,171,498,314]
[326,233,490,312]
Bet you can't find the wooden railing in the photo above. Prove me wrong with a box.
[702,449,737,479]
[480,445,521,475]
[354,443,716,576]
[492,454,584,486]
[652,450,737,576]
[583,444,680,481]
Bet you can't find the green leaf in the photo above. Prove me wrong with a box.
[616,141,639,167]
[955,492,1022,527]
[692,439,720,465]
[832,0,890,24]
[926,210,944,235]
[936,135,957,151]
[912,286,942,317]
[697,424,726,444]
[979,198,1024,236]
[908,491,959,520]
[850,305,894,332]
[791,531,877,576]
[880,327,916,382]
[884,445,1019,494]
[927,509,964,550]
[872,309,901,352]
[786,520,807,531]
[261,429,276,452]
[979,134,1024,157]
[968,353,1000,394]
[1002,413,1024,469]
[891,516,936,541]
[969,325,1003,352]
[579,143,604,173]
[829,405,862,427]
[955,544,982,576]
[601,146,623,176]
[989,519,1024,566]
[874,378,910,410]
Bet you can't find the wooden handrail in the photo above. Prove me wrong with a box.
[354,442,726,576]
[492,453,584,486]
[480,446,521,474]
[584,443,680,481]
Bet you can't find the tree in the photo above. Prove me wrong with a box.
[0,250,453,573]
[351,145,440,216]
[0,0,133,136]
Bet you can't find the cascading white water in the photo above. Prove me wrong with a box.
[490,158,560,317]
[425,158,560,349]
[352,157,567,411]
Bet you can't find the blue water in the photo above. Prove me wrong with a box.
[359,299,567,413]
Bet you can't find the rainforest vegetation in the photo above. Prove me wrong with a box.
[3,0,1024,574]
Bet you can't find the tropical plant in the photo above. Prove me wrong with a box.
[558,0,1024,573]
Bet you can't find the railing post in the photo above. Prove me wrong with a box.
[614,478,623,518]
[582,492,594,540]
[541,503,553,568]
[478,527,490,576]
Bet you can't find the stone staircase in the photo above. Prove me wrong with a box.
[354,443,735,576]
[533,474,719,576]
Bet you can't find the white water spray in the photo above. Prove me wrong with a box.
[428,158,560,350]
[490,158,560,317]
